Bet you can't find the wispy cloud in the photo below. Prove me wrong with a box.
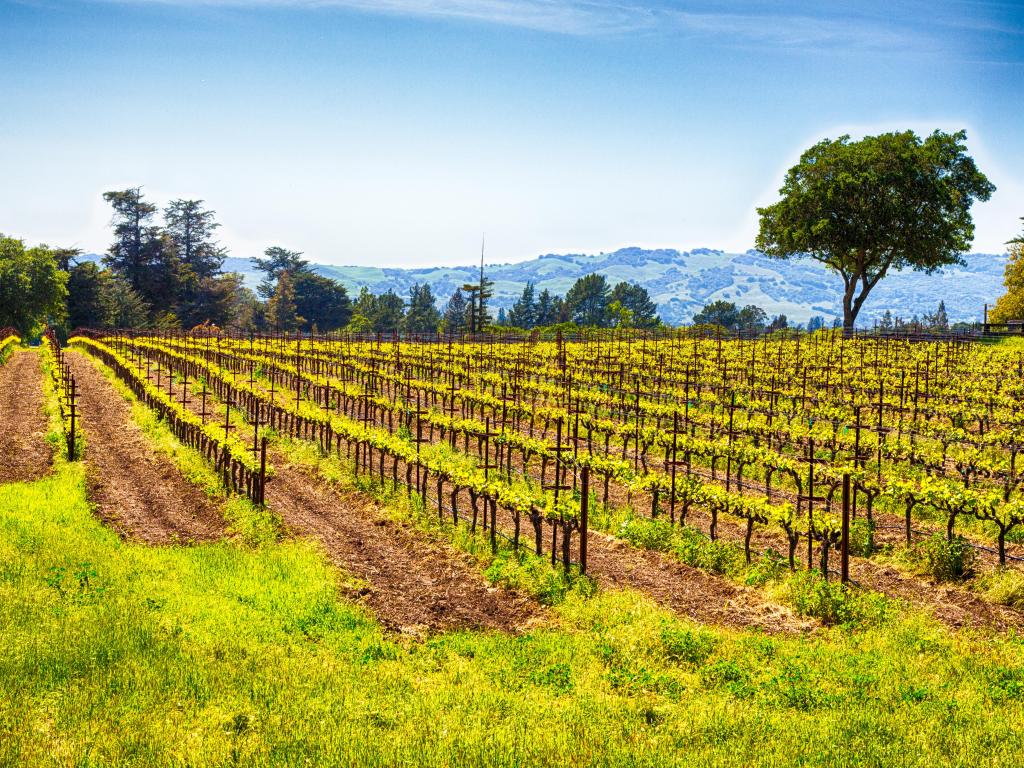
[101,0,927,49]
[667,10,915,51]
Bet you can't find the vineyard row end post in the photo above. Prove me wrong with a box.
[841,473,850,584]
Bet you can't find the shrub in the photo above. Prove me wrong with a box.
[659,625,718,666]
[787,571,858,625]
[848,518,876,558]
[617,517,674,552]
[787,571,893,626]
[616,517,742,575]
[745,549,787,587]
[672,527,743,576]
[913,534,976,582]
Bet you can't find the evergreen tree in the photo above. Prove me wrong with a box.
[176,273,241,329]
[692,300,739,329]
[251,246,309,299]
[508,283,537,329]
[404,283,442,334]
[293,272,351,332]
[807,315,827,332]
[347,287,376,332]
[552,295,570,324]
[565,273,611,327]
[164,199,225,279]
[177,273,246,329]
[610,282,659,328]
[461,250,493,332]
[535,289,557,326]
[496,307,507,325]
[372,289,405,333]
[737,305,768,333]
[879,310,894,331]
[67,261,112,330]
[105,278,150,329]
[443,288,468,335]
[102,188,180,313]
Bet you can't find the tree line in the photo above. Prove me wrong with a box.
[0,188,663,337]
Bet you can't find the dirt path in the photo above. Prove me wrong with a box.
[0,349,52,483]
[266,457,541,635]
[377,451,810,634]
[671,495,1024,632]
[850,560,1024,632]
[66,350,227,544]
[580,528,810,632]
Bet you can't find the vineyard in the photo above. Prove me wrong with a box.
[5,326,1024,765]
[67,329,1024,580]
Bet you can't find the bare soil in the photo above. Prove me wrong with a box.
[380,451,811,634]
[66,350,227,544]
[0,349,52,483]
[265,456,541,635]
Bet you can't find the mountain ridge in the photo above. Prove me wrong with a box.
[84,247,1009,325]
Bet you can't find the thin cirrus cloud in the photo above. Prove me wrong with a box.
[109,0,931,50]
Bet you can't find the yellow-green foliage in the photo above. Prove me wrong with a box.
[977,568,1024,609]
[990,238,1024,323]
[3,467,1024,765]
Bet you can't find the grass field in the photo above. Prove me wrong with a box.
[3,462,1024,767]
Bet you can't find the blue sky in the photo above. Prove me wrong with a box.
[1,0,1022,267]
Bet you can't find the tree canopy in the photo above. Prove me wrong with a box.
[404,283,442,334]
[0,236,68,336]
[756,130,994,331]
[990,218,1024,323]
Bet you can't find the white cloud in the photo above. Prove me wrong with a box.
[101,0,925,48]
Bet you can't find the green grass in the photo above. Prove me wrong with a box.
[6,462,1024,765]
[5,357,1024,765]
[4,468,1024,766]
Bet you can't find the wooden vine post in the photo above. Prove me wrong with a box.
[841,473,851,584]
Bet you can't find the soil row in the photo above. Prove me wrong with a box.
[0,349,52,484]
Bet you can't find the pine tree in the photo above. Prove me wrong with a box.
[508,283,537,329]
[443,288,468,335]
[102,187,181,313]
[610,282,659,328]
[372,289,405,333]
[404,283,442,334]
[251,246,309,299]
[164,199,226,279]
[462,244,493,332]
[564,273,611,327]
[931,300,949,331]
[535,289,556,326]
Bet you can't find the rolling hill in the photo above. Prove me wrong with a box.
[85,247,1008,326]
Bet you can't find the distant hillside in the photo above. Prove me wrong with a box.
[84,248,1008,325]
